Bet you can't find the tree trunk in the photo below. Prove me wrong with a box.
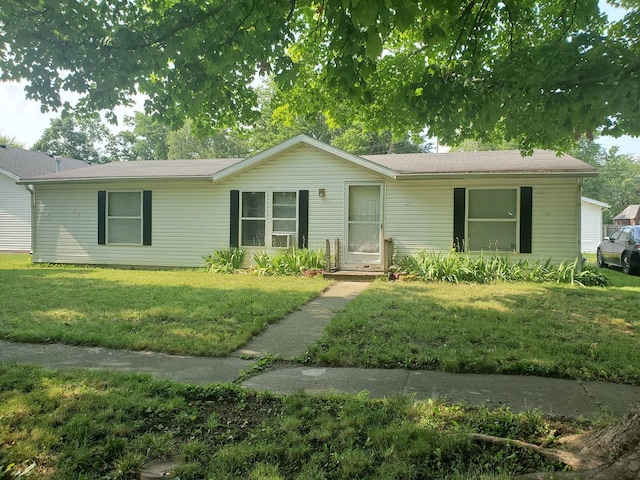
[473,403,640,480]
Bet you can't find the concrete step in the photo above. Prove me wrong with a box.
[323,270,387,282]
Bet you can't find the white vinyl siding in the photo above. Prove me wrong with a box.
[33,181,221,267]
[30,144,584,268]
[218,145,382,266]
[385,177,582,265]
[0,173,31,252]
[31,146,382,267]
[581,199,607,254]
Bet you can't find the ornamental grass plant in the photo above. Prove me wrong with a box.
[391,250,610,286]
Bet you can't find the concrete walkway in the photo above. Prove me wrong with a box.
[1,280,639,419]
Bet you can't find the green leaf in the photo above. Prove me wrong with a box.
[352,1,378,27]
[366,28,383,60]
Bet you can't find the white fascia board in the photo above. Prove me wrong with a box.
[211,134,398,182]
[581,196,611,209]
[0,168,21,181]
[394,171,599,180]
[17,175,214,185]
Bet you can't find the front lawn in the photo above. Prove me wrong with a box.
[306,269,640,385]
[0,254,328,356]
[0,363,574,479]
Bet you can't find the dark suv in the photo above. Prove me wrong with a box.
[597,225,640,275]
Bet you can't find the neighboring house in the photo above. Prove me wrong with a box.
[613,205,640,226]
[0,145,89,252]
[581,197,610,254]
[19,135,597,270]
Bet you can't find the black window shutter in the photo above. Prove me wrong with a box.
[298,190,309,249]
[520,186,533,253]
[230,190,240,248]
[453,188,466,252]
[98,191,106,245]
[143,190,152,246]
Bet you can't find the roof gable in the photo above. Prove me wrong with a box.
[211,135,398,181]
[613,205,640,220]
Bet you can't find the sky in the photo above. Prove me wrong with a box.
[0,2,638,156]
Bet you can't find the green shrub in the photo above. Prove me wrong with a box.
[203,248,247,273]
[392,251,610,286]
[252,249,326,276]
[574,265,611,287]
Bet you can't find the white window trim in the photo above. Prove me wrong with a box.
[106,191,143,245]
[240,190,299,248]
[466,187,520,252]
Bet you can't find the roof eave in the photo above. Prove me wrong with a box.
[17,175,215,185]
[394,170,598,180]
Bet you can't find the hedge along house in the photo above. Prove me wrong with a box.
[19,135,597,270]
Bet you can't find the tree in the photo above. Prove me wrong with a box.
[32,116,109,163]
[124,113,170,160]
[472,402,640,479]
[1,1,638,152]
[572,139,640,223]
[167,120,249,159]
[448,138,520,152]
[0,133,25,149]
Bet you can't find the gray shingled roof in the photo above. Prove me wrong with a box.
[360,150,596,176]
[0,145,90,179]
[19,158,244,183]
[17,139,597,184]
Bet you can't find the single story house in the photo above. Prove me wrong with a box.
[581,196,610,254]
[0,145,89,252]
[19,135,597,270]
[613,205,640,226]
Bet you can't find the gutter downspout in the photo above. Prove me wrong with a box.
[23,184,35,256]
[577,178,583,271]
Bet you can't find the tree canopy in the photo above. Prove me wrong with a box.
[32,116,110,163]
[1,0,638,151]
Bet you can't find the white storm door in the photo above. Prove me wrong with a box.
[346,183,383,265]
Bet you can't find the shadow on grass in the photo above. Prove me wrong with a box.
[307,271,640,385]
[0,363,565,480]
[0,265,327,356]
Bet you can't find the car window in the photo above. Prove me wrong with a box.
[619,230,631,242]
[610,230,622,240]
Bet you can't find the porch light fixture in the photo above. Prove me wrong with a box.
[318,188,326,197]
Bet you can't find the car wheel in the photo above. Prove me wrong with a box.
[596,248,607,268]
[622,252,632,274]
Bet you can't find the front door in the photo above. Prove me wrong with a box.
[346,183,383,267]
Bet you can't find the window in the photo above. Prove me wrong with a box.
[108,191,142,244]
[272,191,297,247]
[98,190,151,246]
[241,192,266,247]
[467,189,518,251]
[240,191,298,248]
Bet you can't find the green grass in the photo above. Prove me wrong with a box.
[0,364,574,479]
[306,268,640,385]
[0,254,328,356]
